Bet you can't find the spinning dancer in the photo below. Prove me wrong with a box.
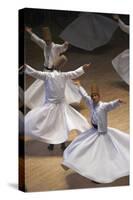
[24,55,91,151]
[25,27,82,109]
[62,83,129,183]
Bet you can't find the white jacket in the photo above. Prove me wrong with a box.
[31,33,68,68]
[79,86,120,133]
[25,65,84,104]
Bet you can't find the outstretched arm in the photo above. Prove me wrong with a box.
[25,27,33,35]
[74,81,92,106]
[112,15,129,34]
[63,63,91,80]
[56,41,69,55]
[79,86,92,106]
[25,26,45,49]
[118,18,129,34]
[24,64,47,80]
[104,99,125,112]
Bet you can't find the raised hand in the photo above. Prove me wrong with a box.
[83,63,92,72]
[64,41,69,49]
[118,99,126,104]
[22,64,29,71]
[19,65,26,74]
[25,26,32,34]
[112,14,119,21]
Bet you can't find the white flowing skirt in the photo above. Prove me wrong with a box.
[60,14,118,51]
[112,49,129,85]
[25,102,90,144]
[62,127,129,183]
[25,79,82,109]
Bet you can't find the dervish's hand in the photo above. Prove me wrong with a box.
[112,14,119,20]
[64,41,69,49]
[83,63,91,72]
[25,26,32,34]
[118,99,126,104]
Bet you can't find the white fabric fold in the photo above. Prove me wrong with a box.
[60,13,118,51]
[25,65,90,144]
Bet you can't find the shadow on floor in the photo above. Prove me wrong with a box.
[65,172,129,189]
[24,139,73,157]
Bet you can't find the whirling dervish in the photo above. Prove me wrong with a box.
[62,83,129,183]
[24,55,91,151]
[25,26,82,109]
[60,13,118,51]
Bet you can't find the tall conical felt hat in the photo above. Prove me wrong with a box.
[91,83,100,95]
[42,27,52,40]
[53,55,68,68]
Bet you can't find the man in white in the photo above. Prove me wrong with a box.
[24,55,91,151]
[26,26,69,70]
[62,83,129,183]
[25,27,82,109]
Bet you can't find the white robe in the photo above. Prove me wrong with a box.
[112,18,129,85]
[60,13,118,51]
[31,33,68,69]
[62,87,129,183]
[25,66,90,144]
[25,33,82,109]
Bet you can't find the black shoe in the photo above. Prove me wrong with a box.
[60,143,66,151]
[48,144,54,151]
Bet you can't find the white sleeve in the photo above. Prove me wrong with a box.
[25,64,47,80]
[79,86,92,106]
[104,99,120,112]
[118,18,129,34]
[55,43,68,54]
[63,66,84,79]
[31,33,46,49]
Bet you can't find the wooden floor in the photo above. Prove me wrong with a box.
[22,28,129,192]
